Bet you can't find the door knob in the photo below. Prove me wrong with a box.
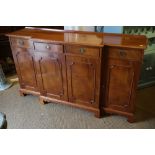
[90,99,95,104]
[149,66,152,70]
[110,65,115,69]
[145,67,150,71]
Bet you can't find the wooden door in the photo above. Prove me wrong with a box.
[66,55,100,108]
[105,59,135,112]
[12,48,37,91]
[35,52,68,101]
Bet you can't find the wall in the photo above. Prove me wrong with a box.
[64,26,95,31]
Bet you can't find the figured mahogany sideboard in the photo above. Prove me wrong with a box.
[7,27,147,122]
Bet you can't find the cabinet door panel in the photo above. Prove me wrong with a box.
[145,53,155,81]
[36,53,67,100]
[139,53,155,87]
[13,49,37,90]
[66,56,100,107]
[105,59,135,112]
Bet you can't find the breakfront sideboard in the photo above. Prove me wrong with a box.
[7,27,147,122]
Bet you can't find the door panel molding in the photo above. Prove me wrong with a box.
[38,55,65,99]
[15,50,37,89]
[67,56,97,106]
[106,63,135,111]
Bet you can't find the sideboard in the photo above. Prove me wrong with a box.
[7,27,147,122]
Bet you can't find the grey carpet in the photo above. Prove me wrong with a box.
[0,82,155,128]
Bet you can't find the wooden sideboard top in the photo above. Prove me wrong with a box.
[7,27,147,49]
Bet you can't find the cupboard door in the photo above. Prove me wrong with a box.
[66,56,100,107]
[35,52,68,101]
[12,48,37,91]
[139,52,155,88]
[105,59,135,112]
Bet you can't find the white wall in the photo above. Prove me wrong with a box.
[64,26,95,31]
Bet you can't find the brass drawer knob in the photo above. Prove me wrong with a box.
[80,48,86,54]
[18,40,24,46]
[119,50,127,57]
[46,45,50,49]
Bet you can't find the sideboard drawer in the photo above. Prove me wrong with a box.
[65,45,100,58]
[108,47,142,61]
[10,38,32,48]
[34,42,63,53]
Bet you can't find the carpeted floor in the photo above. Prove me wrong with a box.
[0,80,155,128]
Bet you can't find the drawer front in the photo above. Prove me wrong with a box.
[108,47,142,61]
[65,45,100,58]
[10,38,32,49]
[34,42,63,53]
